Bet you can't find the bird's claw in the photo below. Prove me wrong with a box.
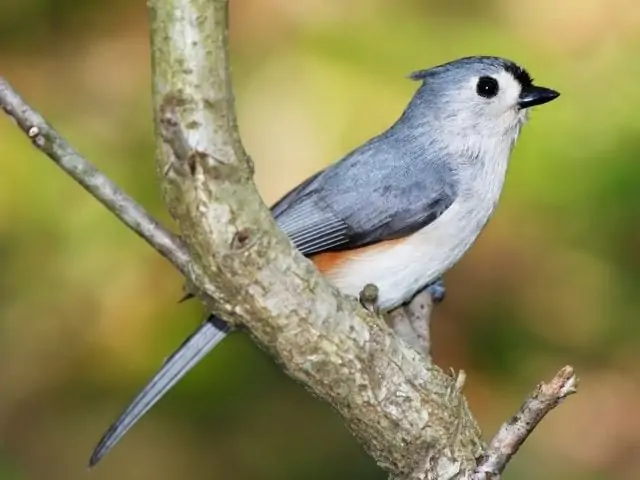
[359,283,380,315]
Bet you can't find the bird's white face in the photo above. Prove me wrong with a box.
[479,69,528,122]
[451,69,530,138]
[410,58,559,146]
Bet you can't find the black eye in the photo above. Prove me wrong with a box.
[476,76,499,98]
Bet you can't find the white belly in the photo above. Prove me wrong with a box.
[322,200,491,310]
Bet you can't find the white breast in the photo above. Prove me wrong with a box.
[323,144,511,311]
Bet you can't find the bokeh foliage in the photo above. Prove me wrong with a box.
[1,1,639,479]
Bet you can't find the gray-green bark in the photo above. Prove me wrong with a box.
[148,0,484,478]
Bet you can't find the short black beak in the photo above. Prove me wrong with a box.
[518,85,560,109]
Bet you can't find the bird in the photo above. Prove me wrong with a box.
[88,55,559,467]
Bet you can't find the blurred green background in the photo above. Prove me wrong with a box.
[1,0,639,479]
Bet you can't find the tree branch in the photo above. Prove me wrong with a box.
[0,79,192,277]
[472,366,579,479]
[148,1,485,477]
[0,0,578,478]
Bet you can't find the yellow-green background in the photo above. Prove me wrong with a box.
[1,1,639,479]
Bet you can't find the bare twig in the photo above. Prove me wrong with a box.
[0,78,192,276]
[472,365,579,479]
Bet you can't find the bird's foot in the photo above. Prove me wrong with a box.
[425,277,446,304]
[359,283,380,315]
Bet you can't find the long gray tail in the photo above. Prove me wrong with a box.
[88,315,230,468]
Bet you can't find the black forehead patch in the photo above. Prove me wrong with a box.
[502,61,533,87]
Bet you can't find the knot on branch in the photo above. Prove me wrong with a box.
[231,227,254,251]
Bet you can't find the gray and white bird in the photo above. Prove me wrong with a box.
[89,56,559,466]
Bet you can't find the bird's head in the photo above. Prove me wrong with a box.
[408,56,559,140]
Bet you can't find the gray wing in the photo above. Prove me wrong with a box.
[272,130,458,256]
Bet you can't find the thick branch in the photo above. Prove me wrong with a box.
[148,0,484,478]
[472,366,579,479]
[0,79,191,277]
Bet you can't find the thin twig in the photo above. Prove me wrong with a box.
[472,365,579,479]
[0,77,192,276]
